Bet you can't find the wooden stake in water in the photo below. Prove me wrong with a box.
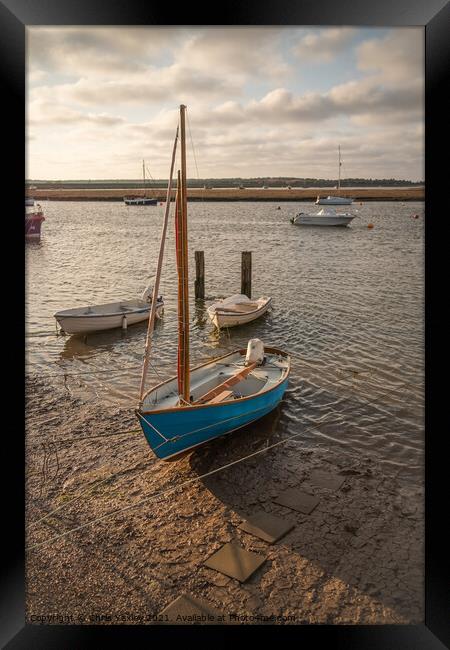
[195,251,205,300]
[241,251,252,299]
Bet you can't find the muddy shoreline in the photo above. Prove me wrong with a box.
[28,187,425,202]
[26,374,424,625]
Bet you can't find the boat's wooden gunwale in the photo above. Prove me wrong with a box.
[139,346,290,415]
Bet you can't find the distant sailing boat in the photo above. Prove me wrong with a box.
[316,145,353,205]
[124,160,158,205]
[136,105,290,461]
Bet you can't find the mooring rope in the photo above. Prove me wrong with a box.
[26,419,325,552]
[28,449,156,529]
[26,368,417,554]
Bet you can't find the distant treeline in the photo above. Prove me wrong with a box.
[27,177,424,190]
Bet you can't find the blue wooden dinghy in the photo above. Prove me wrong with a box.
[136,105,290,461]
[137,345,290,460]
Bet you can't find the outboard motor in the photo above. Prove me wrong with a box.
[141,285,154,303]
[245,338,265,366]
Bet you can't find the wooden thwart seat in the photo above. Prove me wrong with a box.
[208,390,234,404]
[193,362,257,405]
[217,303,260,314]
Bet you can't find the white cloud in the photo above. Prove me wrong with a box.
[357,28,424,84]
[26,26,424,180]
[27,27,184,76]
[292,28,356,63]
[28,100,125,127]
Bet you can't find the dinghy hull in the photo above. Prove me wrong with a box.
[207,295,272,329]
[55,299,164,334]
[137,347,290,460]
[292,214,355,226]
[315,196,353,205]
[138,377,288,460]
[124,197,158,205]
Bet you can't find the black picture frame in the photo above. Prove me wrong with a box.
[3,0,448,646]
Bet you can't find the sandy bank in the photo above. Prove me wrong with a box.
[26,374,423,625]
[28,187,425,202]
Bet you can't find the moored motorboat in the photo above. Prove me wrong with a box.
[136,105,290,461]
[25,197,35,207]
[25,204,45,240]
[207,294,272,329]
[54,290,164,335]
[291,207,356,227]
[316,195,353,206]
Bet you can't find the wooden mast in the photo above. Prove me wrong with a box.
[178,104,190,403]
[175,171,184,397]
[138,128,179,404]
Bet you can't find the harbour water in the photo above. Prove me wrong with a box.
[25,200,424,482]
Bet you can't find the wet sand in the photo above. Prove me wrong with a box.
[26,374,424,625]
[28,187,425,202]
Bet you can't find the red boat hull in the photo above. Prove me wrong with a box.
[25,211,45,240]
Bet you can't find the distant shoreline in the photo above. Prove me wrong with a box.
[28,187,425,202]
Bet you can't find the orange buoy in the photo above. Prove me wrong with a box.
[360,202,363,206]
[368,223,374,229]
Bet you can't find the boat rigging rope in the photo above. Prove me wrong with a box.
[26,427,141,455]
[28,449,157,529]
[135,410,169,443]
[186,108,200,184]
[25,418,330,552]
[151,402,280,452]
[26,376,417,550]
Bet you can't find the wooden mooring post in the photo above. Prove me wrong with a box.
[241,251,252,298]
[194,250,205,300]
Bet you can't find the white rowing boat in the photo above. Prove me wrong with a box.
[207,294,272,329]
[54,290,164,335]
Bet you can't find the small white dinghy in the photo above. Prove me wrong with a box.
[207,293,272,329]
[54,286,164,335]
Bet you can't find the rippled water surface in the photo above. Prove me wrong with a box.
[26,200,424,480]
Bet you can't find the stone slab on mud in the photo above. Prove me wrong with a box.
[274,488,319,514]
[308,470,346,491]
[158,594,224,624]
[239,512,295,544]
[204,542,266,583]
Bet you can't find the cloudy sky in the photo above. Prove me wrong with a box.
[26,27,424,181]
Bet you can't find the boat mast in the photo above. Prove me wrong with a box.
[178,104,190,403]
[138,128,179,404]
[338,145,341,192]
